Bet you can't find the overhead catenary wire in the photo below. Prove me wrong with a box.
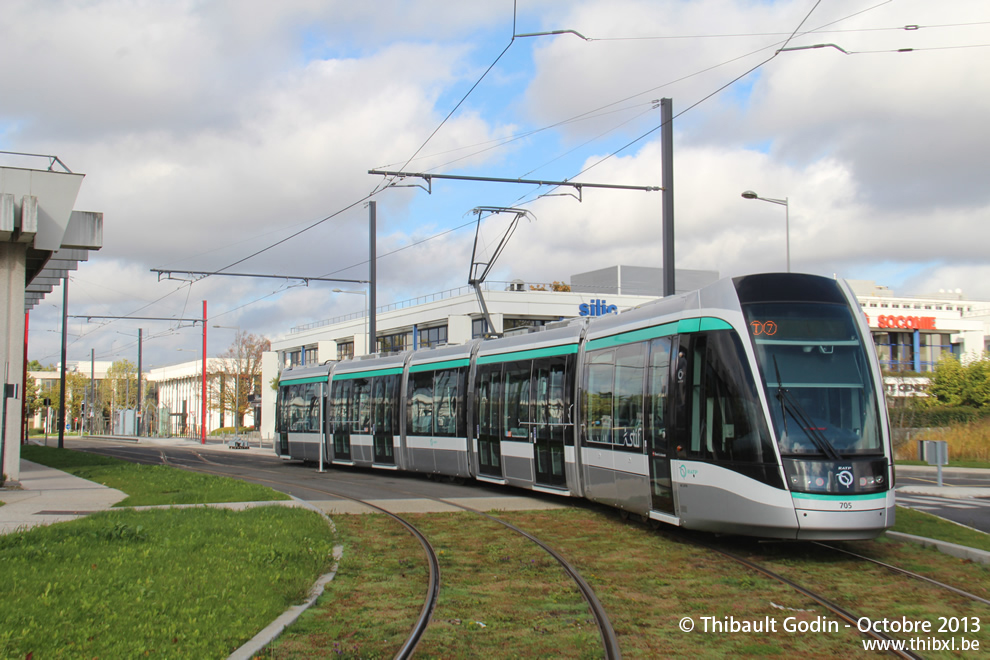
[112,0,982,335]
[288,0,922,282]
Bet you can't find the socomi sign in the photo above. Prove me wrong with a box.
[866,314,937,331]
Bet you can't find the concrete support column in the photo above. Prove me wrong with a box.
[1,243,26,481]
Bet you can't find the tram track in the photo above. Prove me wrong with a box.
[77,441,990,658]
[692,537,926,660]
[814,542,990,608]
[662,526,990,659]
[76,443,620,658]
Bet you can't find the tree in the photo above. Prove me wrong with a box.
[927,352,990,409]
[962,353,990,408]
[98,360,139,423]
[210,331,270,429]
[928,354,965,407]
[39,371,90,430]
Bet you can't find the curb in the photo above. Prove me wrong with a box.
[228,497,343,660]
[228,544,344,660]
[886,530,990,565]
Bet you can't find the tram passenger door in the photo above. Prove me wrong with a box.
[647,337,675,514]
[372,375,396,464]
[476,365,503,477]
[533,357,568,488]
[331,380,352,461]
[276,388,289,456]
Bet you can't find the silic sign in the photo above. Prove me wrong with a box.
[865,314,937,330]
[579,299,619,317]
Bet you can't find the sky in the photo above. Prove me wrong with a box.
[4,0,989,369]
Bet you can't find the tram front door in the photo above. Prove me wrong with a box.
[648,336,675,514]
[476,365,503,478]
[533,357,568,488]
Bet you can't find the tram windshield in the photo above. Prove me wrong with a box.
[742,303,882,457]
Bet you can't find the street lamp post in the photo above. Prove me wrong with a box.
[333,288,370,356]
[741,190,790,272]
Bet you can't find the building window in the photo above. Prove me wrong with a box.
[305,347,317,365]
[337,342,354,360]
[872,332,955,373]
[285,351,301,368]
[418,326,447,349]
[378,332,410,354]
[472,318,490,338]
[504,318,551,332]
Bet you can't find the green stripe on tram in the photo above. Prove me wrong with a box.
[791,491,888,501]
[333,366,404,380]
[279,375,328,385]
[586,317,733,351]
[409,358,470,373]
[477,343,579,365]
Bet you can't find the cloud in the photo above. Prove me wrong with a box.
[9,0,990,367]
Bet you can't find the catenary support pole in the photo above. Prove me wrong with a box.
[661,98,675,297]
[368,201,377,354]
[21,312,29,444]
[90,349,94,436]
[202,301,207,444]
[58,276,68,449]
[137,328,142,436]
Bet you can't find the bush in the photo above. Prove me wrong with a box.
[916,405,983,427]
[209,426,251,436]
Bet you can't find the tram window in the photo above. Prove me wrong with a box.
[285,383,319,432]
[408,371,434,436]
[373,375,397,435]
[648,337,672,442]
[681,332,774,464]
[535,359,567,428]
[614,344,646,449]
[353,378,371,433]
[504,362,532,439]
[584,349,614,445]
[434,369,458,437]
[330,379,353,433]
[307,389,321,432]
[477,365,502,438]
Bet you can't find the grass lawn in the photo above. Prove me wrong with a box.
[2,445,333,659]
[892,505,990,551]
[22,444,288,506]
[0,506,335,658]
[11,446,988,658]
[268,506,990,659]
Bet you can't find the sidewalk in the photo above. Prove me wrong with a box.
[894,464,990,499]
[0,460,127,534]
[0,434,276,534]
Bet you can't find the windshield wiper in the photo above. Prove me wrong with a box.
[773,356,841,461]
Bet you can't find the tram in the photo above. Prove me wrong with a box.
[275,273,895,540]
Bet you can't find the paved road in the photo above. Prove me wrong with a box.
[70,438,565,512]
[73,438,990,535]
[895,465,990,534]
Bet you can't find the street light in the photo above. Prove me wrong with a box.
[333,288,370,356]
[213,325,242,432]
[741,190,790,272]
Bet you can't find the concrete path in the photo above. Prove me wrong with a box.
[0,460,126,534]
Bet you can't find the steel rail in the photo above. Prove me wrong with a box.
[411,494,622,660]
[75,443,440,660]
[80,443,619,657]
[694,539,924,660]
[815,542,990,607]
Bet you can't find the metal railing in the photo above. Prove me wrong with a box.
[290,280,558,333]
